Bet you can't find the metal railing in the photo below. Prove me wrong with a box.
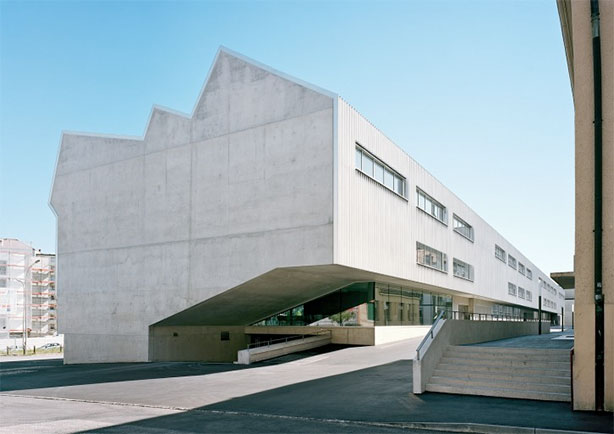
[247,329,331,350]
[445,310,543,322]
[415,309,545,360]
[415,310,446,361]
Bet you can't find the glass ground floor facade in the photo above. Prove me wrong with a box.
[253,282,453,327]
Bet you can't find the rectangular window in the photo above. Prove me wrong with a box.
[508,282,517,296]
[518,287,525,299]
[495,245,506,262]
[355,144,406,198]
[355,148,362,170]
[508,255,517,270]
[453,214,474,241]
[453,258,474,281]
[416,188,448,224]
[374,161,384,183]
[362,152,374,176]
[526,290,532,301]
[416,242,448,273]
[0,278,6,288]
[518,263,525,276]
[527,269,532,280]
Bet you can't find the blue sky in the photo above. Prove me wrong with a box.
[0,0,573,274]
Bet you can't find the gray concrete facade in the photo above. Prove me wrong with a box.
[51,48,335,362]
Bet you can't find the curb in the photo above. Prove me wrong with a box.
[377,422,608,434]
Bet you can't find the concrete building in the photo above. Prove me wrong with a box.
[50,47,564,365]
[0,238,57,339]
[557,0,613,412]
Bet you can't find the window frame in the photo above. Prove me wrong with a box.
[495,245,507,263]
[416,241,448,273]
[452,214,474,242]
[508,254,517,270]
[355,144,407,200]
[452,257,474,282]
[416,188,448,225]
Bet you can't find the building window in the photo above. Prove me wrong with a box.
[0,260,6,276]
[453,258,474,281]
[508,282,517,296]
[453,214,474,242]
[495,245,506,262]
[527,269,532,280]
[526,290,532,302]
[355,145,406,198]
[0,278,6,288]
[508,255,517,270]
[518,287,525,299]
[518,263,525,276]
[416,188,447,224]
[417,242,448,273]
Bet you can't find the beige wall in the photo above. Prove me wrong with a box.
[559,0,613,412]
[149,325,248,362]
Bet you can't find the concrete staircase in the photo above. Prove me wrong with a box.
[425,345,571,402]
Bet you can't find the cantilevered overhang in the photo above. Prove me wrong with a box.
[152,264,479,327]
[551,271,575,289]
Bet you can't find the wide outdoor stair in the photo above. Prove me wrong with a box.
[425,345,571,402]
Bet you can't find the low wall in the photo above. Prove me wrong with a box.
[413,320,551,393]
[374,326,430,345]
[149,325,247,362]
[237,335,331,364]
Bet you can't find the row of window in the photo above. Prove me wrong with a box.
[355,146,406,197]
[495,245,532,280]
[543,298,557,310]
[355,144,475,244]
[416,242,475,281]
[539,278,558,296]
[507,283,533,301]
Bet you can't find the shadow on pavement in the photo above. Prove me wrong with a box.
[77,360,613,434]
[0,344,349,392]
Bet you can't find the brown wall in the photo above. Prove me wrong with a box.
[561,0,614,412]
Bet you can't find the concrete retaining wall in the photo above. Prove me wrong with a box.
[413,320,551,393]
[149,325,247,363]
[237,335,331,364]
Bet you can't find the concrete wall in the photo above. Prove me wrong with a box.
[334,99,563,315]
[237,334,331,364]
[149,325,247,362]
[413,320,551,393]
[374,325,430,345]
[558,0,613,411]
[50,49,335,363]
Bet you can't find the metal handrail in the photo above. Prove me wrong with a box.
[247,329,330,350]
[415,309,546,360]
[415,310,446,361]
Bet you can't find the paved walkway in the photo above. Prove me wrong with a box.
[468,330,574,349]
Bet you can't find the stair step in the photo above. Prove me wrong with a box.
[437,363,570,377]
[444,349,568,363]
[451,345,570,356]
[439,356,568,369]
[432,369,571,385]
[425,383,571,402]
[429,376,570,393]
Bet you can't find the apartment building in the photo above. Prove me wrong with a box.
[0,238,57,339]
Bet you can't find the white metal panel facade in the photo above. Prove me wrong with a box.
[334,98,562,314]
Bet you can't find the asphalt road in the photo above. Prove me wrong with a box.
[0,337,611,434]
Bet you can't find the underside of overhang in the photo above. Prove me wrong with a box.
[151,264,501,327]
